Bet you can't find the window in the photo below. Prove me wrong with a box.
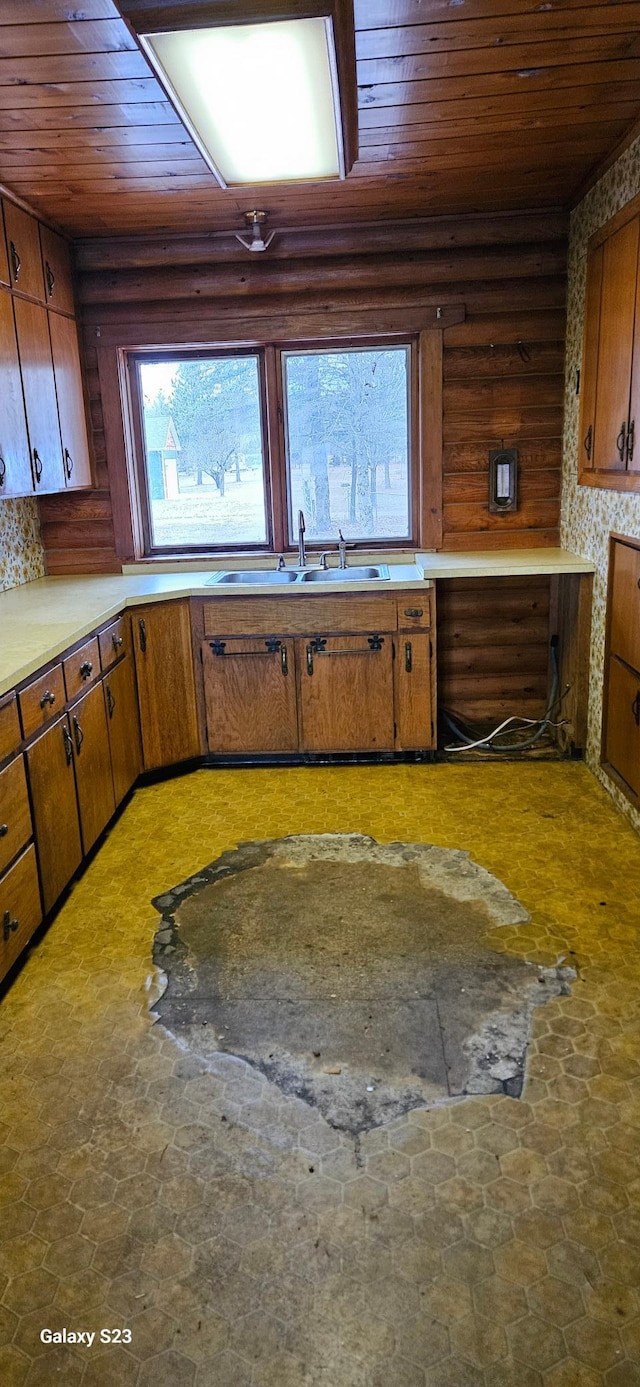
[283,345,411,543]
[137,354,268,550]
[132,338,416,555]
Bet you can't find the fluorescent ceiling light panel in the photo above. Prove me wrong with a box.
[143,17,343,186]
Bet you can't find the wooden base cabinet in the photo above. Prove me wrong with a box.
[603,536,640,803]
[26,715,82,914]
[203,637,298,753]
[394,633,434,750]
[133,601,201,770]
[70,683,116,855]
[604,656,640,796]
[104,655,142,805]
[1,846,42,981]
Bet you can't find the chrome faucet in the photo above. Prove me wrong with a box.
[297,510,306,568]
[338,529,348,569]
[318,551,329,570]
[277,553,286,571]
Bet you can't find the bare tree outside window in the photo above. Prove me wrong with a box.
[283,345,411,542]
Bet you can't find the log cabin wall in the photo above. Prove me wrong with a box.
[37,207,568,726]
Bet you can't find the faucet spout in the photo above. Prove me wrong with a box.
[297,510,306,568]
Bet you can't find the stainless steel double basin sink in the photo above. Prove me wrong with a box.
[207,565,390,586]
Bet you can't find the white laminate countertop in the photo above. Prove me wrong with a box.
[0,549,594,698]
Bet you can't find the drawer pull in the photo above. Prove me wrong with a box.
[62,724,74,766]
[39,689,56,709]
[633,692,640,728]
[72,715,84,755]
[0,824,8,838]
[9,241,20,283]
[2,909,19,943]
[112,633,124,651]
[79,661,93,680]
[404,607,423,618]
[106,685,115,718]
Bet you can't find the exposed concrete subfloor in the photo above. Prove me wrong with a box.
[1,763,640,1385]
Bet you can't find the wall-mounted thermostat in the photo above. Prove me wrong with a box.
[489,448,518,513]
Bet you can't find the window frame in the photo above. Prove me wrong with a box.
[125,330,430,559]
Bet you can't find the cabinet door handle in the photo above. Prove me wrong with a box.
[9,241,20,283]
[0,456,5,488]
[79,660,93,680]
[0,824,8,838]
[62,724,74,765]
[281,644,288,676]
[64,448,73,480]
[45,261,55,298]
[633,692,640,727]
[306,643,314,676]
[627,419,635,464]
[405,641,412,673]
[583,425,593,461]
[2,910,19,943]
[106,684,115,718]
[72,715,84,755]
[39,689,56,709]
[138,618,147,652]
[617,421,627,461]
[32,449,43,483]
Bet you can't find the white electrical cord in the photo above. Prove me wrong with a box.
[443,714,568,753]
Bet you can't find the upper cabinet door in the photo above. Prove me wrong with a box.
[39,225,74,316]
[0,289,32,498]
[48,311,92,489]
[13,296,65,494]
[578,242,603,475]
[2,201,45,303]
[0,204,9,288]
[592,217,640,473]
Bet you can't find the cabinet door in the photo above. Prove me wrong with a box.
[592,217,639,472]
[14,296,65,494]
[394,633,435,750]
[0,756,32,877]
[202,637,298,753]
[70,682,116,854]
[0,846,42,986]
[578,241,603,474]
[604,655,640,796]
[104,655,142,805]
[48,311,92,489]
[0,288,32,497]
[298,634,394,752]
[133,602,201,770]
[609,540,640,671]
[0,203,9,287]
[3,201,45,302]
[39,225,74,315]
[26,715,82,914]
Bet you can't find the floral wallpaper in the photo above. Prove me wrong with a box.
[561,135,640,829]
[0,497,46,593]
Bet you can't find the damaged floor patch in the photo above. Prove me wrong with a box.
[152,834,573,1133]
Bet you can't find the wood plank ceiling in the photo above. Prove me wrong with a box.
[0,0,639,236]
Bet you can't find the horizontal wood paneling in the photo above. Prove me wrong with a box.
[437,576,552,723]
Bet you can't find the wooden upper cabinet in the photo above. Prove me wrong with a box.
[0,204,9,288]
[0,289,32,498]
[132,601,201,770]
[13,296,65,494]
[579,199,640,492]
[2,201,45,303]
[39,225,74,316]
[48,312,92,489]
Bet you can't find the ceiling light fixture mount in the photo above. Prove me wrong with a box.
[235,210,275,253]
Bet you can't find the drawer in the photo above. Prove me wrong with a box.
[0,756,32,876]
[610,540,640,670]
[99,616,128,671]
[396,597,432,630]
[604,655,640,796]
[0,693,21,765]
[19,664,65,740]
[0,844,42,984]
[63,636,100,702]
